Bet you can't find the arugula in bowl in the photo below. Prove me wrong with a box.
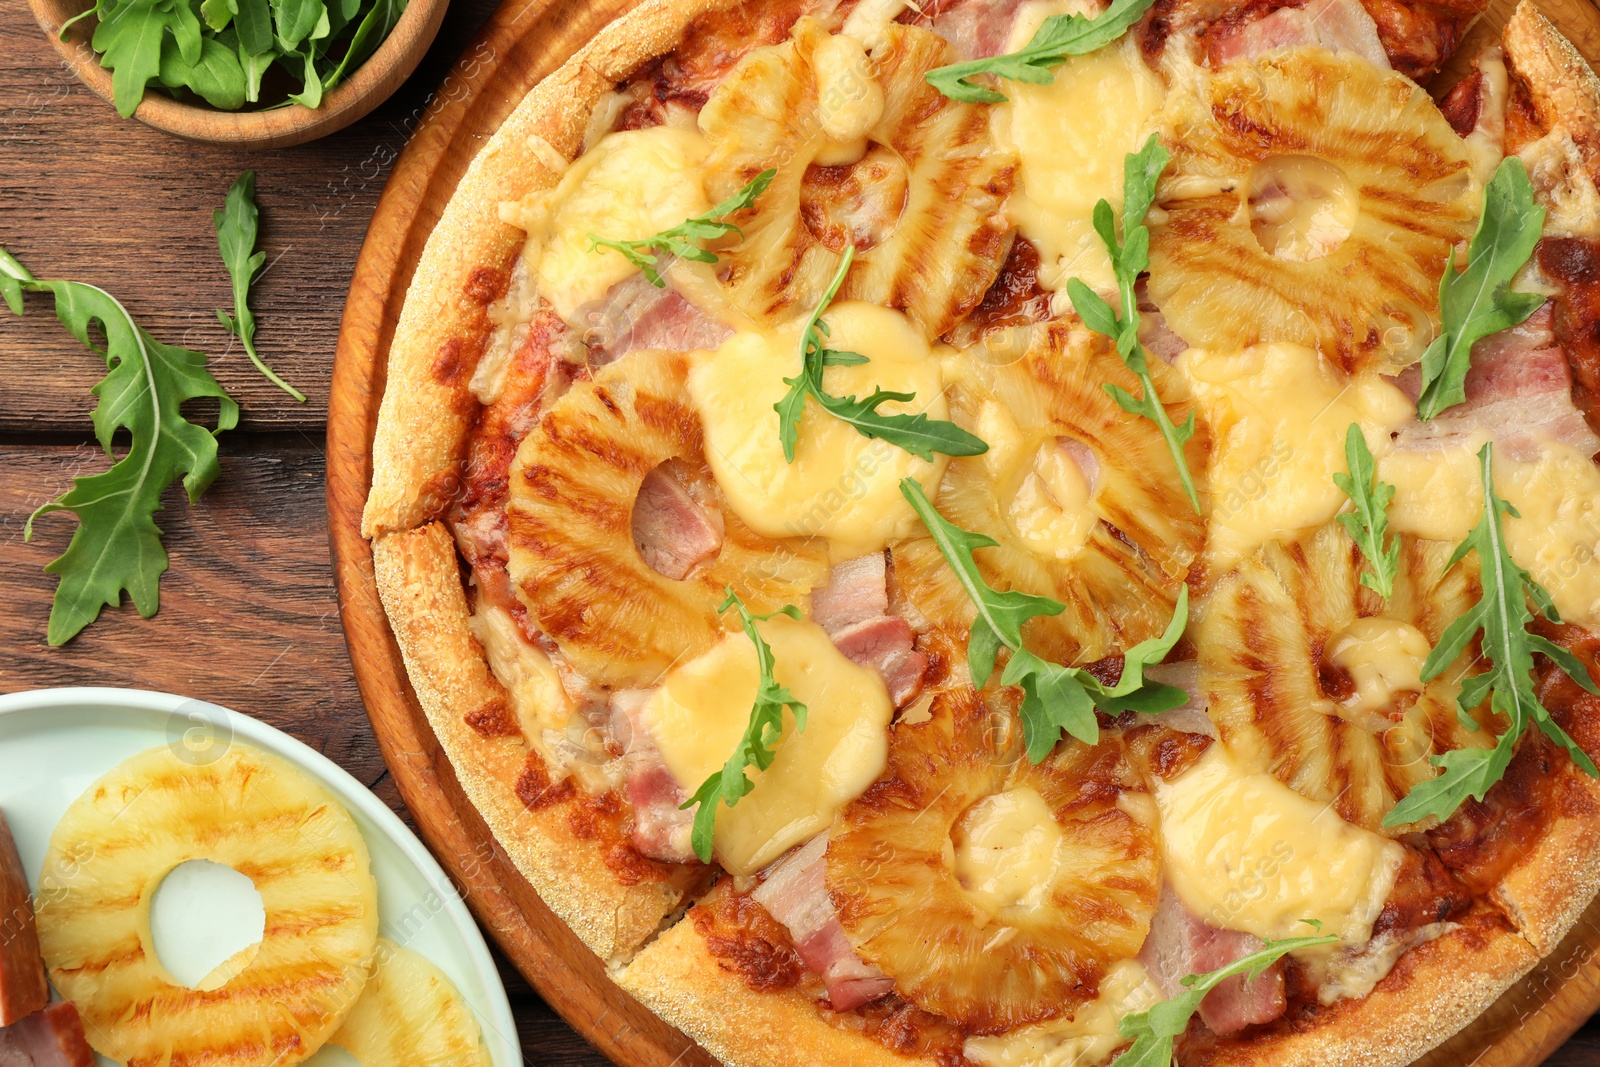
[64,0,408,117]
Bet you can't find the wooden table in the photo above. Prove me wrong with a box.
[1,5,1599,1066]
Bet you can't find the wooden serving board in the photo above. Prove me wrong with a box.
[326,1,1600,1064]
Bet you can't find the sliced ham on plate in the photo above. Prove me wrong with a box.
[578,274,732,364]
[810,554,928,707]
[1139,888,1288,1036]
[632,463,725,581]
[0,813,46,1028]
[612,690,699,865]
[0,1002,94,1067]
[1393,304,1600,460]
[752,834,897,1012]
[1205,0,1391,69]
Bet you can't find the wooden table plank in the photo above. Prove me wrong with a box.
[0,2,1598,1064]
[0,2,497,433]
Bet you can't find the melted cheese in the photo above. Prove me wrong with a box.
[687,301,952,558]
[1182,343,1413,574]
[952,786,1065,920]
[1154,745,1404,946]
[976,402,1097,560]
[642,615,893,876]
[1381,438,1600,629]
[964,960,1162,1067]
[1327,618,1430,716]
[514,126,710,322]
[813,32,884,166]
[992,0,1166,293]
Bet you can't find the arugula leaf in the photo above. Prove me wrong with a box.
[1331,423,1398,599]
[1111,931,1339,1067]
[680,591,809,863]
[93,1,171,117]
[1416,158,1547,420]
[775,248,988,463]
[588,170,776,288]
[925,0,1158,103]
[1383,442,1600,827]
[233,0,274,55]
[159,34,247,110]
[900,478,1189,761]
[272,0,324,51]
[214,172,303,400]
[1067,136,1200,513]
[1,247,240,646]
[322,0,401,90]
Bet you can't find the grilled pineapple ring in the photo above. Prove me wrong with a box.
[1199,522,1494,834]
[895,322,1202,667]
[330,938,490,1066]
[1147,48,1477,373]
[827,687,1159,1033]
[35,745,378,1067]
[507,349,829,688]
[698,18,1015,338]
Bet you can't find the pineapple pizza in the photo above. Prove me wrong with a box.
[363,0,1600,1061]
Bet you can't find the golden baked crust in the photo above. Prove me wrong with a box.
[372,523,702,961]
[1190,909,1539,1066]
[1505,0,1600,154]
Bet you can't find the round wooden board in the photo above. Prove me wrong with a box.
[327,2,1600,1065]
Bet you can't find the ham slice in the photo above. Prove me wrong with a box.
[0,814,45,1027]
[907,0,1030,61]
[1394,304,1600,460]
[1138,281,1190,364]
[810,554,928,706]
[0,1003,94,1067]
[580,274,732,364]
[632,464,725,580]
[1205,0,1391,69]
[752,835,896,1011]
[1139,888,1287,1036]
[613,690,698,864]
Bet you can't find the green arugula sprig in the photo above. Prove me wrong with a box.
[588,170,776,288]
[1383,443,1600,828]
[775,248,988,463]
[1416,157,1547,420]
[680,591,809,863]
[900,478,1188,761]
[1110,929,1339,1067]
[1067,136,1200,513]
[68,0,408,117]
[925,0,1158,103]
[1,247,239,646]
[215,171,303,401]
[1331,424,1398,600]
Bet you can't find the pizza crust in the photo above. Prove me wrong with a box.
[362,0,740,537]
[618,889,942,1067]
[372,522,702,962]
[1505,0,1600,153]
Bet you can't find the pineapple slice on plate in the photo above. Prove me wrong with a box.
[894,321,1203,667]
[34,745,378,1067]
[698,18,1015,338]
[1198,522,1496,834]
[328,938,491,1067]
[1147,48,1478,373]
[827,686,1160,1032]
[506,349,829,689]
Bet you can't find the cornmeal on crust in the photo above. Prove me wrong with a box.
[373,523,701,961]
[358,0,1600,1062]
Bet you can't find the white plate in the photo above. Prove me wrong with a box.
[0,687,523,1067]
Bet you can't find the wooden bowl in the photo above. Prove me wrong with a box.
[25,0,450,149]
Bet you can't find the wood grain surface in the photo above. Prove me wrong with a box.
[3,1,1600,1066]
